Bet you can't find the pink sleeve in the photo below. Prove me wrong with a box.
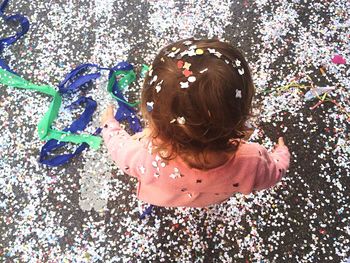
[253,144,291,191]
[101,118,147,179]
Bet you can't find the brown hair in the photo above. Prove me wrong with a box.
[141,38,255,169]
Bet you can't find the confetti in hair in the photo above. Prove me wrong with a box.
[176,116,186,125]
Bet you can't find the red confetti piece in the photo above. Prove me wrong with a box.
[183,69,192,77]
[177,60,184,68]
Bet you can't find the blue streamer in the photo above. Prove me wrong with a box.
[39,62,143,166]
[39,97,98,166]
[0,0,30,70]
[109,62,143,133]
[115,104,142,133]
[0,58,16,73]
[1,1,143,167]
[58,63,102,94]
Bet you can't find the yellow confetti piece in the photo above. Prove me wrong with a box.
[84,253,91,260]
[195,48,204,55]
[183,62,191,70]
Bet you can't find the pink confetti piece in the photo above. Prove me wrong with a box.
[331,54,346,64]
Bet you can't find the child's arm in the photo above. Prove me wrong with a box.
[100,105,148,178]
[253,138,291,191]
[101,118,149,178]
[130,127,152,141]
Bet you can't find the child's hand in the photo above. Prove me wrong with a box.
[273,137,285,152]
[131,128,152,141]
[278,137,285,146]
[100,104,115,127]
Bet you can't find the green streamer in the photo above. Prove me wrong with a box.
[107,70,140,107]
[140,64,150,78]
[0,68,102,149]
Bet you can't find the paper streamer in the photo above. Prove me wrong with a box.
[0,68,102,149]
[0,0,145,166]
[0,0,30,71]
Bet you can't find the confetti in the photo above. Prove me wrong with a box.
[176,116,186,125]
[180,81,189,89]
[182,69,192,77]
[155,84,162,93]
[331,54,346,64]
[146,101,154,112]
[195,48,204,55]
[177,60,184,69]
[235,59,241,67]
[150,75,158,85]
[236,89,242,98]
[188,76,196,82]
[1,0,350,262]
[183,62,191,70]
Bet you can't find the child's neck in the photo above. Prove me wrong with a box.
[180,150,236,170]
[148,127,242,170]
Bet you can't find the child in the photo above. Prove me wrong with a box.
[100,38,290,208]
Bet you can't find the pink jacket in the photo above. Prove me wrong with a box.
[102,118,291,208]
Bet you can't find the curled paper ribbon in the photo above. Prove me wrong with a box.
[0,62,145,166]
[0,0,145,166]
[39,62,143,166]
[0,0,30,72]
[39,97,100,166]
[58,63,103,94]
[107,68,138,107]
[0,68,102,149]
[263,75,349,119]
[109,62,143,133]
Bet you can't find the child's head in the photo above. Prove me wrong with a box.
[141,38,255,164]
